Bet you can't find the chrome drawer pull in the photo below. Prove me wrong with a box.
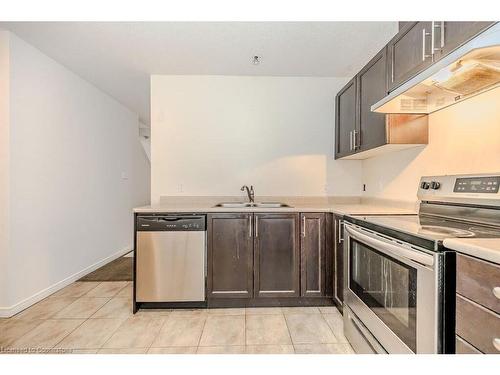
[493,338,500,352]
[248,215,252,238]
[493,286,500,300]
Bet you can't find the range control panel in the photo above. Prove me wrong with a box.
[418,174,500,206]
[453,176,500,193]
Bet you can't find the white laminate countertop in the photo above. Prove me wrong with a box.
[133,197,417,216]
[443,238,500,265]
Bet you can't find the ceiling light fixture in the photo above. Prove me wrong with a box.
[252,55,262,65]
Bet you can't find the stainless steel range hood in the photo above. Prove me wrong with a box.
[372,23,500,114]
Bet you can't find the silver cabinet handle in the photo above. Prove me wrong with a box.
[439,21,444,48]
[422,28,432,61]
[391,47,395,83]
[493,286,500,300]
[302,215,306,237]
[349,131,353,151]
[433,21,444,51]
[255,216,259,237]
[493,338,500,352]
[431,22,436,55]
[354,130,360,149]
[248,215,252,238]
[338,219,344,242]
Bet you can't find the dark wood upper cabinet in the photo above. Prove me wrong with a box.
[254,213,300,298]
[334,77,357,159]
[434,22,495,61]
[335,21,493,159]
[357,47,388,152]
[207,213,254,299]
[398,21,415,31]
[387,22,433,92]
[333,214,344,310]
[300,213,326,297]
[388,22,494,92]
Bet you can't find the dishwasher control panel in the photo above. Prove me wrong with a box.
[137,215,206,231]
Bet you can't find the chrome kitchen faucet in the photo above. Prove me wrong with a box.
[241,185,255,203]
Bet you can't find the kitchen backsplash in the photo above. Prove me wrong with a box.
[362,86,500,203]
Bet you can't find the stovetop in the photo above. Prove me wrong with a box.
[345,173,500,251]
[345,214,500,251]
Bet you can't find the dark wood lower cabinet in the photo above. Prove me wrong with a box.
[455,336,482,354]
[254,213,300,298]
[207,213,253,299]
[300,213,326,297]
[207,212,336,306]
[455,254,500,354]
[455,294,500,354]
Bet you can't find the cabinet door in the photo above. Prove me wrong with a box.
[388,22,433,91]
[334,77,357,159]
[254,213,300,298]
[434,22,495,61]
[333,215,344,309]
[207,213,253,299]
[357,48,388,151]
[300,213,326,297]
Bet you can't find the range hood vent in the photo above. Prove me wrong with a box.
[373,23,500,114]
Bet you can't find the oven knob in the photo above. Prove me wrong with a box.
[421,181,430,190]
[431,181,441,190]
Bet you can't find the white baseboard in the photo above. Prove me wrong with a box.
[0,246,132,318]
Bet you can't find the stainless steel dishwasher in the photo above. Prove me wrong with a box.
[136,215,206,302]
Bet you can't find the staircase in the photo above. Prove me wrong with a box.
[139,124,151,162]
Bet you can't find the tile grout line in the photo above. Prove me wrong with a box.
[319,311,339,343]
[281,312,296,354]
[146,312,171,353]
[52,317,89,351]
[86,282,129,319]
[1,285,103,349]
[195,311,209,353]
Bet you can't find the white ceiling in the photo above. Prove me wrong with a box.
[0,22,398,124]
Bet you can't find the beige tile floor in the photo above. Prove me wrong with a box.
[0,281,354,354]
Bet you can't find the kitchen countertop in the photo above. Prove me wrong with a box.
[443,238,500,265]
[133,196,417,216]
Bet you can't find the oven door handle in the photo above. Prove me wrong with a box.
[345,225,434,267]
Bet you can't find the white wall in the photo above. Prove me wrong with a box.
[0,31,10,306]
[362,87,500,203]
[151,75,362,203]
[0,32,150,315]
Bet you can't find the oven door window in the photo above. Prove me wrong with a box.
[349,238,417,352]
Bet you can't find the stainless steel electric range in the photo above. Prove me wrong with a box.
[342,173,500,354]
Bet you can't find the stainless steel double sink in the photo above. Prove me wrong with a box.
[214,202,292,208]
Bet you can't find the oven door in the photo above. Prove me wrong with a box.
[343,223,440,354]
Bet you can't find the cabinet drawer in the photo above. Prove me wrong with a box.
[456,336,482,354]
[457,254,500,314]
[456,294,500,354]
